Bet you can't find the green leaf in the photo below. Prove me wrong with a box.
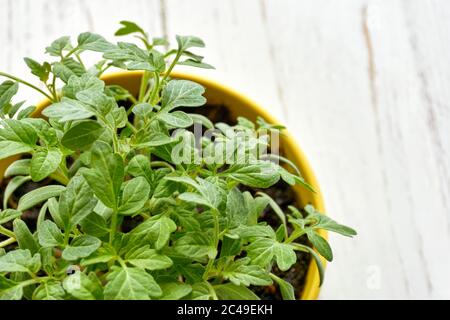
[158,282,192,300]
[176,35,205,51]
[228,224,275,239]
[178,59,214,69]
[115,21,145,36]
[0,249,41,273]
[82,142,124,209]
[132,102,153,118]
[43,98,94,122]
[118,177,150,215]
[23,58,51,82]
[4,159,31,177]
[0,119,38,146]
[37,220,64,248]
[30,148,62,182]
[158,111,193,128]
[0,209,22,225]
[32,281,65,300]
[0,80,19,109]
[125,245,173,270]
[294,244,325,286]
[270,273,295,300]
[129,215,176,250]
[59,174,97,228]
[246,238,275,267]
[53,57,85,83]
[45,36,72,56]
[214,283,260,300]
[61,120,104,150]
[226,187,248,227]
[62,73,105,99]
[189,282,211,300]
[80,213,109,237]
[17,185,66,212]
[13,219,40,254]
[3,176,31,209]
[77,32,114,52]
[0,275,23,300]
[273,243,297,271]
[104,266,162,299]
[307,231,333,262]
[222,259,272,286]
[63,271,103,300]
[161,80,206,111]
[134,132,175,148]
[127,155,153,183]
[0,141,34,160]
[62,235,101,261]
[224,161,280,188]
[174,232,216,260]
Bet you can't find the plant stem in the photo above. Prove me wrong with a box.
[0,237,16,248]
[138,71,150,102]
[109,209,118,245]
[161,50,182,84]
[0,225,15,238]
[0,71,54,101]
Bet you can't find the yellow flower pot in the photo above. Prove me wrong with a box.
[0,70,326,300]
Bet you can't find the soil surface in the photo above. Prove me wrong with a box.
[0,104,311,300]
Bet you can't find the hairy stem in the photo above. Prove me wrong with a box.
[0,71,54,101]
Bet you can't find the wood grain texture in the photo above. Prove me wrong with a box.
[1,0,449,299]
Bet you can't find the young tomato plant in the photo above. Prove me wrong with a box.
[0,21,356,300]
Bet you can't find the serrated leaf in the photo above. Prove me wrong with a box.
[63,271,103,300]
[118,177,150,215]
[176,35,205,51]
[37,220,64,248]
[32,281,65,300]
[174,232,216,260]
[104,266,162,299]
[0,275,23,300]
[77,32,114,52]
[17,185,66,212]
[115,21,145,36]
[43,98,94,122]
[62,235,101,261]
[13,219,40,254]
[224,161,280,188]
[45,36,72,56]
[0,249,40,273]
[158,111,193,128]
[307,231,333,262]
[158,282,192,300]
[125,245,173,270]
[161,80,206,111]
[223,260,272,286]
[61,120,104,150]
[129,215,176,250]
[80,212,109,237]
[30,148,62,182]
[82,142,124,209]
[0,81,19,109]
[53,57,85,83]
[24,58,51,82]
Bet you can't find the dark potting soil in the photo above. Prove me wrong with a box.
[0,104,311,300]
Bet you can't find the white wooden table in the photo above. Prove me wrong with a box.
[1,0,449,299]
